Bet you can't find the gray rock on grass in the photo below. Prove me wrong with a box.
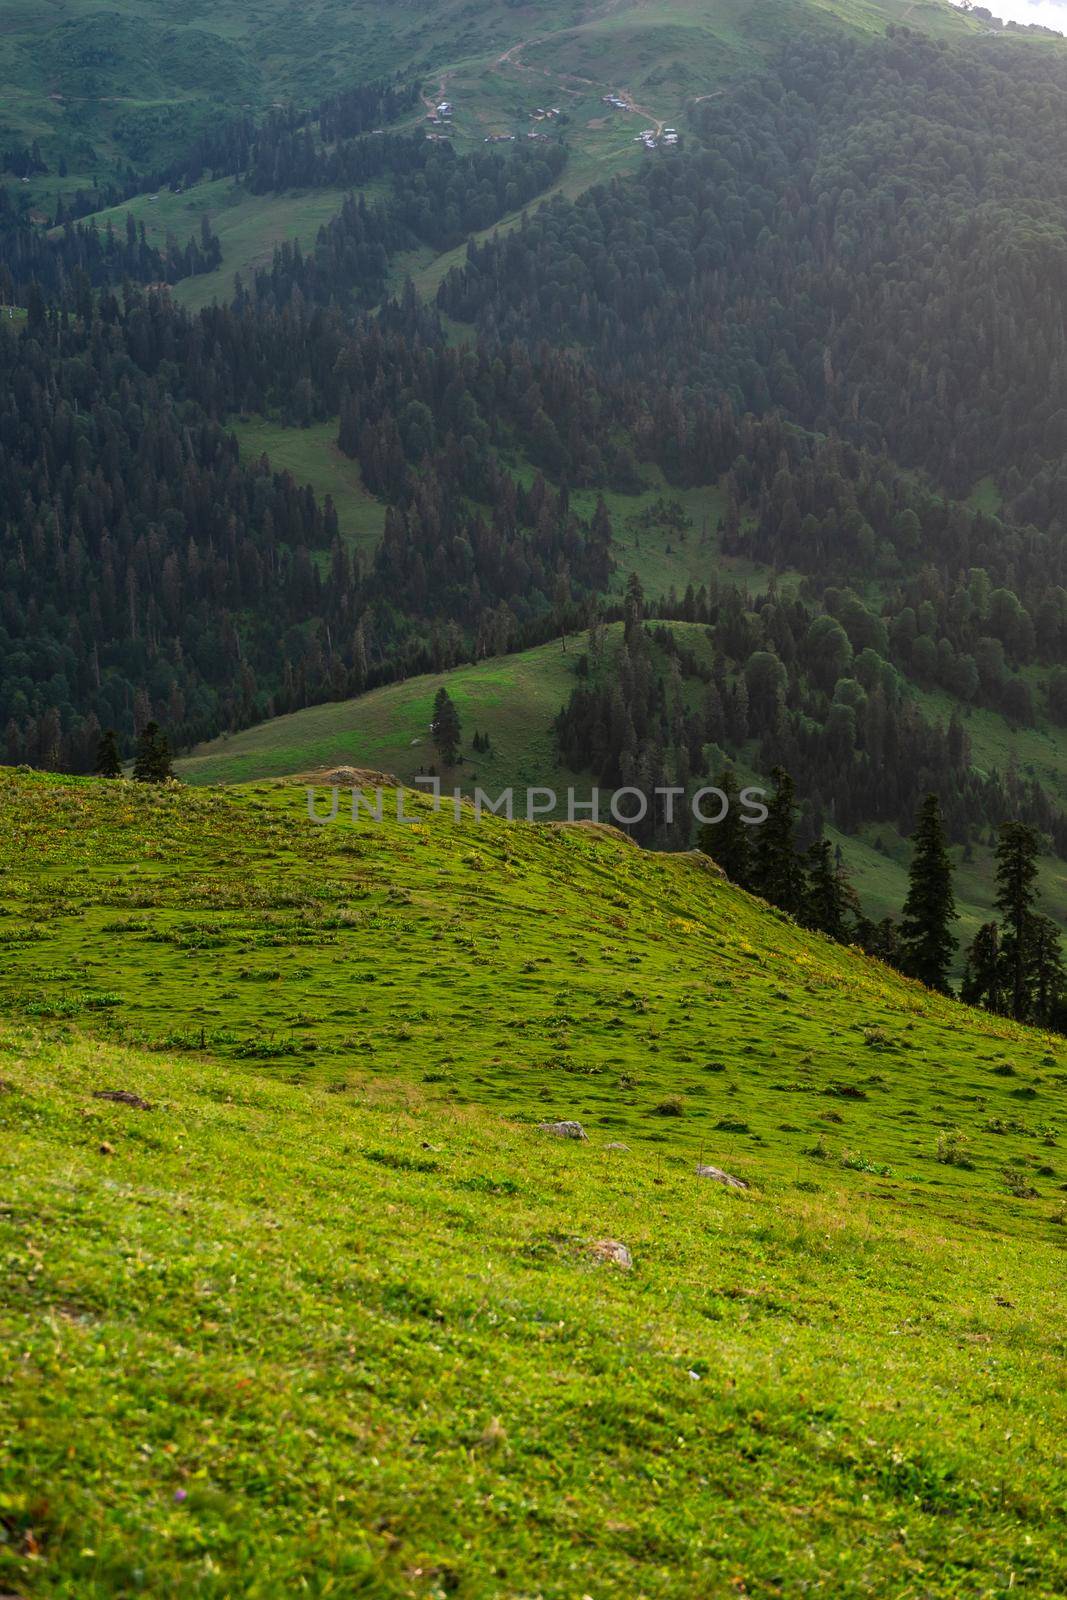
[589,1239,633,1269]
[696,1164,748,1189]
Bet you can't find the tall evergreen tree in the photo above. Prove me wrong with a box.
[898,794,957,993]
[802,837,853,943]
[1027,913,1065,1028]
[622,571,644,643]
[857,914,900,968]
[751,767,805,917]
[994,821,1041,1020]
[95,728,123,779]
[132,721,174,783]
[961,921,1005,1014]
[430,688,461,767]
[697,765,752,888]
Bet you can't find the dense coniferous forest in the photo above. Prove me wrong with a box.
[19,78,424,226]
[440,30,1067,505]
[5,20,1067,874]
[0,188,222,302]
[249,140,567,314]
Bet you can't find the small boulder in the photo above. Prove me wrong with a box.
[605,1141,629,1150]
[98,1141,116,1156]
[696,1163,748,1190]
[589,1239,632,1269]
[538,1120,587,1140]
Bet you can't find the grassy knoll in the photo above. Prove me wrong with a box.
[0,765,1065,1596]
[177,638,581,790]
[229,417,386,557]
[175,620,1067,963]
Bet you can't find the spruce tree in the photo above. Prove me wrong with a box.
[898,794,957,993]
[1027,913,1065,1028]
[430,689,461,767]
[132,721,174,783]
[95,728,122,779]
[961,922,1005,1013]
[622,572,644,643]
[867,916,900,968]
[802,837,853,943]
[697,765,751,887]
[994,821,1040,1020]
[751,767,805,917]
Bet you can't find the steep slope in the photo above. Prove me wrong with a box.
[0,766,1064,1596]
[1,767,1064,1193]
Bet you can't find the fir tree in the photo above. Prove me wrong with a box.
[430,688,461,767]
[1027,913,1065,1028]
[132,721,174,783]
[95,728,123,779]
[898,795,957,993]
[697,765,751,887]
[860,915,900,968]
[802,837,853,943]
[623,572,644,643]
[751,767,805,917]
[994,821,1041,1020]
[961,922,1005,1013]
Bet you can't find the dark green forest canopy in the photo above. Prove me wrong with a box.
[4,23,1067,867]
[441,30,1067,502]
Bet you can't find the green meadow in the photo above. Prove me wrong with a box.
[177,617,1067,963]
[11,1,981,215]
[0,766,1064,1596]
[178,640,578,792]
[221,415,781,598]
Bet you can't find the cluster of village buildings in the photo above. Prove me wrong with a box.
[601,94,678,150]
[426,100,453,138]
[636,126,678,150]
[426,91,676,151]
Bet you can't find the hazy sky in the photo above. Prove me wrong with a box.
[965,0,1067,30]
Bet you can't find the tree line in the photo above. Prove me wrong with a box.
[0,188,221,304]
[699,773,1065,1032]
[554,593,1066,855]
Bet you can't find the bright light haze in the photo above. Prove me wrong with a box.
[966,0,1067,30]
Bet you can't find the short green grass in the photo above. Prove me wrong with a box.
[178,636,582,790]
[176,620,1066,972]
[0,765,1065,1596]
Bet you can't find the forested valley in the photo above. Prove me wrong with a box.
[4,21,1067,872]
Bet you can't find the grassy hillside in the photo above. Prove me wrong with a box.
[178,637,581,791]
[0,765,1065,1595]
[177,622,1067,949]
[222,415,779,594]
[4,1,978,195]
[10,0,989,319]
